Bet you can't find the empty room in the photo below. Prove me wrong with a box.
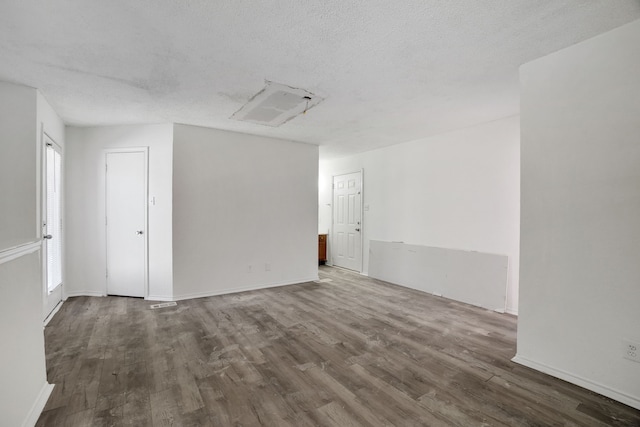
[1,1,639,426]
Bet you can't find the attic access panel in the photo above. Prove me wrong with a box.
[231,81,323,127]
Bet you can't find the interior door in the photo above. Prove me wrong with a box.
[332,171,362,271]
[43,137,63,320]
[105,150,147,297]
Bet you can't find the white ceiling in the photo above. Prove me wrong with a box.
[1,1,639,158]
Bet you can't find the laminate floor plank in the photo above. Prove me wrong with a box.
[150,387,182,426]
[304,365,394,427]
[34,406,65,427]
[350,363,450,426]
[92,405,124,427]
[316,401,365,427]
[196,369,264,426]
[37,266,640,426]
[64,408,95,426]
[62,357,103,417]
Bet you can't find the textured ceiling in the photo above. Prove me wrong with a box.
[1,1,639,158]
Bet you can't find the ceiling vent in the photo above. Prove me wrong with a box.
[231,81,323,127]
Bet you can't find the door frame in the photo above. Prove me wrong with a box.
[42,131,64,322]
[330,169,364,273]
[104,147,149,298]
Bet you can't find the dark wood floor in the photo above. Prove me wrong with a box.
[38,266,640,426]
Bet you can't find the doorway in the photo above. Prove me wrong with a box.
[105,148,148,298]
[43,135,63,320]
[332,171,362,272]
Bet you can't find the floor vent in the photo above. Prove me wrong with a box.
[150,302,177,309]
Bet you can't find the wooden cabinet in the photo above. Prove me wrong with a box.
[318,234,327,264]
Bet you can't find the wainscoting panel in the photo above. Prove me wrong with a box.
[369,240,508,311]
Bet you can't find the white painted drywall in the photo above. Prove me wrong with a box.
[64,124,173,299]
[516,20,640,409]
[0,81,38,249]
[172,125,318,299]
[0,81,51,427]
[369,241,508,311]
[319,116,521,313]
[37,91,65,148]
[0,251,51,427]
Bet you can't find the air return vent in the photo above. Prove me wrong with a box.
[231,81,323,127]
[150,302,177,309]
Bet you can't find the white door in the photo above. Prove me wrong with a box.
[105,150,147,297]
[332,171,362,271]
[43,137,63,320]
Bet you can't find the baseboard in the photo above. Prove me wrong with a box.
[64,291,105,298]
[22,382,54,427]
[63,277,321,302]
[173,276,320,301]
[506,308,518,316]
[512,354,640,410]
[146,294,173,302]
[43,301,63,327]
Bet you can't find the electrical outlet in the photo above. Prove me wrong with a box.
[623,339,640,363]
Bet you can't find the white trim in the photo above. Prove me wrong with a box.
[0,241,41,265]
[65,291,106,298]
[330,169,364,273]
[43,300,63,326]
[512,354,640,410]
[359,167,364,274]
[21,382,54,427]
[62,276,321,302]
[104,147,149,298]
[506,308,518,316]
[147,295,174,302]
[172,276,319,301]
[42,133,64,321]
[36,124,43,239]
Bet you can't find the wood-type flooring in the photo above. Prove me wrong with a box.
[37,266,640,426]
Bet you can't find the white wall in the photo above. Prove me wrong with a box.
[320,116,521,313]
[0,82,52,427]
[172,124,319,299]
[37,91,65,148]
[369,240,509,311]
[0,251,51,427]
[0,81,38,249]
[65,124,174,299]
[516,20,640,409]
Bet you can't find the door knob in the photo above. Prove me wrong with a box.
[136,231,144,235]
[355,228,360,232]
[44,234,53,240]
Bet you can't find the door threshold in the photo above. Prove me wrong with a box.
[326,264,363,275]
